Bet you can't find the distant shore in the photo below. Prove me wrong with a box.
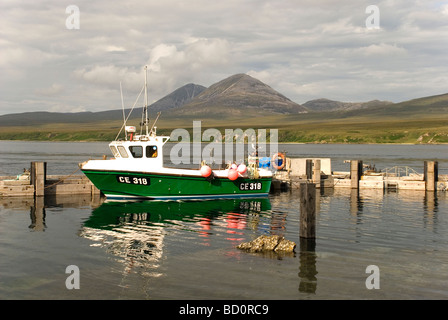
[1,139,447,145]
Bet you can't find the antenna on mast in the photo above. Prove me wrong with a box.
[120,81,126,140]
[144,65,149,136]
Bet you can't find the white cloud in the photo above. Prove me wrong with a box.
[34,84,64,96]
[0,0,447,114]
[442,4,448,15]
[318,17,365,35]
[144,38,231,97]
[354,43,407,56]
[148,38,229,71]
[0,40,64,74]
[71,38,231,104]
[73,65,143,90]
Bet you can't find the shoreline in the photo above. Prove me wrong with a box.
[1,139,448,145]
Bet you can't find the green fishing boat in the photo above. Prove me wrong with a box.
[80,67,273,200]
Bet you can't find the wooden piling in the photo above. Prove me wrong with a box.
[30,196,46,231]
[31,162,46,197]
[300,183,316,239]
[312,159,321,188]
[298,237,317,294]
[350,160,363,189]
[424,161,438,192]
[305,159,313,180]
[350,189,362,216]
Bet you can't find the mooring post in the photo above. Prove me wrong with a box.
[424,190,437,215]
[306,159,313,180]
[300,183,316,239]
[424,161,438,192]
[31,161,46,197]
[350,160,362,189]
[350,189,362,216]
[298,237,317,294]
[30,196,46,231]
[312,159,321,188]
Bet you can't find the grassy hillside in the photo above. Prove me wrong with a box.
[1,111,447,144]
[1,91,447,143]
[339,93,448,118]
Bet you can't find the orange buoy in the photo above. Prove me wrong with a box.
[228,169,238,181]
[272,153,286,170]
[237,164,247,174]
[200,165,212,178]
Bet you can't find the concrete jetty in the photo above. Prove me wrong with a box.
[1,159,446,198]
[0,162,100,198]
[272,158,446,192]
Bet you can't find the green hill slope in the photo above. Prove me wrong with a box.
[0,73,447,143]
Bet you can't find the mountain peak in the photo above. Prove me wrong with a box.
[178,73,307,116]
[148,83,206,115]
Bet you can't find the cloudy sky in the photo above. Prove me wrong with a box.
[1,0,448,115]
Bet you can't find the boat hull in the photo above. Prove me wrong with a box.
[82,169,272,200]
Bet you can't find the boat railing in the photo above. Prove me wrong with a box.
[382,166,421,178]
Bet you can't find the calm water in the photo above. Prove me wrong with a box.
[1,141,448,300]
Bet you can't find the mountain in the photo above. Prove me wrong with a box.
[0,83,206,126]
[1,70,447,130]
[174,73,307,116]
[338,93,448,118]
[149,83,206,115]
[0,111,105,127]
[303,98,393,112]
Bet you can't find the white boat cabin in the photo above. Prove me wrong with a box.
[108,126,170,168]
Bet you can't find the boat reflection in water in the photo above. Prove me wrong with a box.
[80,198,272,275]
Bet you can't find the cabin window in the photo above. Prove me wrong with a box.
[109,146,120,158]
[129,146,143,158]
[117,146,129,158]
[146,146,158,158]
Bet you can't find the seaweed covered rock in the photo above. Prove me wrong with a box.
[237,235,296,253]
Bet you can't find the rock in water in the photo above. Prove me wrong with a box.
[237,235,296,253]
[274,238,296,252]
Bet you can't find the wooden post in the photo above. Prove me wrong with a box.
[424,161,438,192]
[350,189,362,216]
[350,160,362,189]
[31,162,46,197]
[312,159,321,188]
[300,183,316,239]
[306,159,313,180]
[298,237,317,294]
[424,190,437,215]
[30,196,46,231]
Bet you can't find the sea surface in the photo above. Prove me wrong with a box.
[0,141,448,301]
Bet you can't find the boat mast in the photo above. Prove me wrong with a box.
[144,65,149,136]
[120,82,126,140]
